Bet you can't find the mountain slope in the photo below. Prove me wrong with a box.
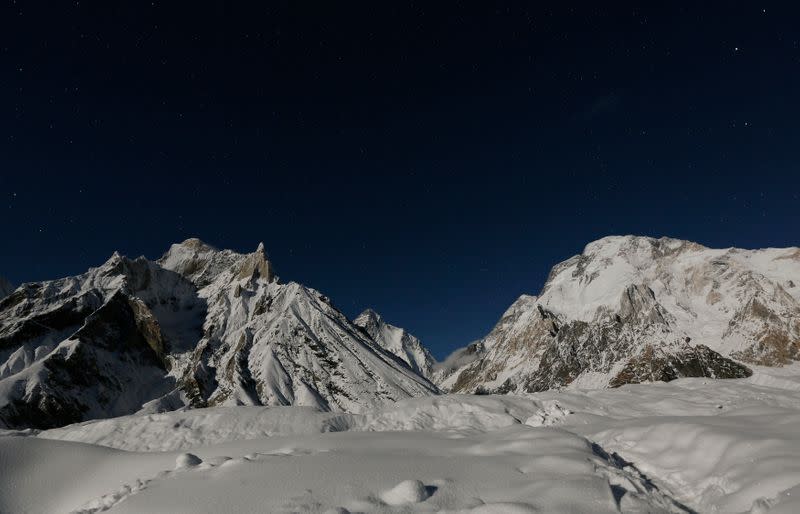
[159,240,438,414]
[442,236,799,393]
[353,309,436,379]
[0,240,437,429]
[0,253,206,428]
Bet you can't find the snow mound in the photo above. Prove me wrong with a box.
[523,400,573,427]
[39,406,355,452]
[379,479,430,505]
[39,395,549,451]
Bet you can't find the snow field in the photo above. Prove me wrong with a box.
[2,366,800,512]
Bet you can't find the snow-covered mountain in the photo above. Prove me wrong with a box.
[3,234,797,428]
[0,277,13,300]
[354,309,436,379]
[440,236,800,393]
[0,239,437,429]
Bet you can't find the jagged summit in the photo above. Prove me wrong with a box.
[581,234,707,252]
[157,239,276,288]
[179,237,217,250]
[354,308,436,379]
[439,235,799,393]
[354,308,382,327]
[0,240,436,429]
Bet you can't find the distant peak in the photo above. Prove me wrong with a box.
[256,242,266,254]
[103,250,124,265]
[177,238,216,252]
[360,308,381,319]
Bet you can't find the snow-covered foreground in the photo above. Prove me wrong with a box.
[2,367,800,513]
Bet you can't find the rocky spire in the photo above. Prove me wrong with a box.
[237,242,274,282]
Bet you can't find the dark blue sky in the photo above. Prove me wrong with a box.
[2,3,799,358]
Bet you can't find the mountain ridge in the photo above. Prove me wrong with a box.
[353,308,436,379]
[2,234,797,429]
[438,235,799,393]
[0,239,437,429]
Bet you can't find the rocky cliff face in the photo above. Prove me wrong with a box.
[353,309,436,379]
[0,240,437,429]
[440,236,798,393]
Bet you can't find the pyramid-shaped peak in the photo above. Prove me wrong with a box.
[101,250,125,267]
[354,308,384,329]
[358,308,381,320]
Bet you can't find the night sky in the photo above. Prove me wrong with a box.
[2,3,799,358]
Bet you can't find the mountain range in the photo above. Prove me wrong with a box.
[0,239,436,429]
[1,235,797,429]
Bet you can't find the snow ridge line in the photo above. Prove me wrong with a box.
[588,440,697,514]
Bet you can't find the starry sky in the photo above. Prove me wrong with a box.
[2,3,799,358]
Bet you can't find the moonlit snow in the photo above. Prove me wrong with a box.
[1,236,798,513]
[1,365,799,513]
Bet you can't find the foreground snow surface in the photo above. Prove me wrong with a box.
[2,367,800,513]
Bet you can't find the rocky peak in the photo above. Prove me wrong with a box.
[354,308,382,329]
[158,239,276,288]
[235,243,274,283]
[180,237,216,252]
[353,308,436,379]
